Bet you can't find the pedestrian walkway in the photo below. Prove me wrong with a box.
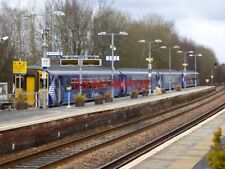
[121,108,225,169]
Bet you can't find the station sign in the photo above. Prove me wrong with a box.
[60,59,79,66]
[60,59,102,66]
[42,58,50,69]
[82,59,102,66]
[13,61,27,74]
[46,52,63,57]
[106,56,119,61]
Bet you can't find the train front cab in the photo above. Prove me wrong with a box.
[14,69,49,107]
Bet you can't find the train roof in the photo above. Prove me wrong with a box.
[28,65,110,71]
[28,65,118,75]
[28,65,198,75]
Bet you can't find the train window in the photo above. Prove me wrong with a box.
[15,76,24,88]
[86,80,92,89]
[16,77,19,88]
[106,80,111,88]
[71,78,79,90]
[40,79,44,88]
[39,79,48,89]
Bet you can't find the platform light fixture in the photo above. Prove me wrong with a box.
[177,50,194,89]
[41,10,65,109]
[0,36,8,42]
[138,39,162,94]
[160,45,180,91]
[98,31,128,98]
[189,53,202,87]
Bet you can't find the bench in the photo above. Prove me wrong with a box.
[0,101,13,110]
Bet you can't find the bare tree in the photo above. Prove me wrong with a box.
[50,0,93,55]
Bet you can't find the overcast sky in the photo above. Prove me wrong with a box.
[2,0,225,63]
[113,0,225,63]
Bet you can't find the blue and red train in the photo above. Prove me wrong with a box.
[14,65,198,107]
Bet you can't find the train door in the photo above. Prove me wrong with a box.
[120,74,126,96]
[26,76,35,106]
[38,71,49,107]
[14,75,25,97]
[56,78,62,104]
[156,72,162,88]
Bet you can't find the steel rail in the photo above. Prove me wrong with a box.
[33,91,225,168]
[99,103,225,169]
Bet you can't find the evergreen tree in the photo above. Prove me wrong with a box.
[207,128,225,169]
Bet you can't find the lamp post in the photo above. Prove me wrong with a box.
[41,10,65,109]
[177,50,193,89]
[160,45,180,91]
[138,39,162,94]
[189,53,202,87]
[0,36,8,42]
[98,31,128,98]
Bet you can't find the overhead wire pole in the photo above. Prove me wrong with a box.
[98,31,128,99]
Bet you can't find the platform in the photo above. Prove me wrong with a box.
[0,86,213,132]
[121,104,225,169]
[0,86,217,157]
[0,86,214,132]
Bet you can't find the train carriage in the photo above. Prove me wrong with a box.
[13,65,199,107]
[47,66,121,105]
[160,71,182,90]
[185,71,199,87]
[118,68,159,95]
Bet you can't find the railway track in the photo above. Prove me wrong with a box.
[99,99,225,169]
[1,87,225,169]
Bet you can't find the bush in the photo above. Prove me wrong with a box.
[74,93,86,107]
[175,85,181,91]
[161,88,166,93]
[142,88,149,96]
[74,93,86,102]
[15,89,28,110]
[131,90,138,99]
[17,89,26,103]
[104,91,113,102]
[207,128,225,168]
[104,91,111,98]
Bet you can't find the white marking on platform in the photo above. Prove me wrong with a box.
[121,109,225,169]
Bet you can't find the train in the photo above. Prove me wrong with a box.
[14,65,199,107]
